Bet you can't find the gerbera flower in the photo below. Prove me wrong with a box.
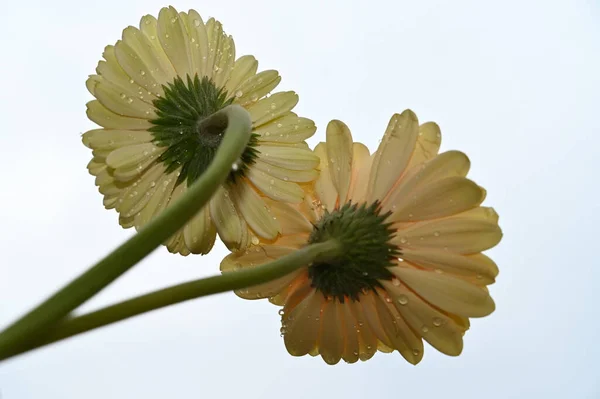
[83,6,319,255]
[221,110,502,364]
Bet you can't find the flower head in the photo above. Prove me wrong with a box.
[83,6,319,255]
[222,110,502,364]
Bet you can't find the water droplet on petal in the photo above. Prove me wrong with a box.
[433,231,440,237]
[433,317,443,327]
[194,19,201,27]
[421,326,429,333]
[399,237,407,244]
[397,295,409,305]
[392,278,400,286]
[251,236,259,245]
[278,309,285,316]
[235,90,243,98]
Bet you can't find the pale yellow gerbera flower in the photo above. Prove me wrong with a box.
[222,110,502,364]
[83,6,319,255]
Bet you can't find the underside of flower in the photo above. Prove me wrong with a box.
[308,202,400,302]
[150,75,259,185]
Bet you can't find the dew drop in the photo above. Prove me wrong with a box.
[397,295,409,305]
[194,19,201,27]
[434,269,443,274]
[144,19,151,25]
[251,236,259,245]
[421,326,429,333]
[362,271,368,276]
[126,98,134,104]
[150,35,156,40]
[283,177,289,181]
[265,132,271,137]
[140,70,146,76]
[276,123,283,128]
[412,349,420,356]
[278,309,285,316]
[432,317,443,327]
[433,231,440,237]
[231,162,239,171]
[235,90,243,98]
[399,237,407,244]
[270,102,277,110]
[165,34,170,39]
[119,93,126,99]
[250,93,258,102]
[391,278,400,287]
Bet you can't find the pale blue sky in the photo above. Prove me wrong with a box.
[0,0,598,398]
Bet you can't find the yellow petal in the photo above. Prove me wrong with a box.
[234,70,281,106]
[348,299,377,361]
[246,169,305,203]
[340,302,360,364]
[402,249,499,284]
[183,190,217,255]
[204,18,224,81]
[253,160,318,183]
[257,145,319,171]
[134,171,177,228]
[319,300,344,365]
[382,279,465,356]
[212,34,235,88]
[284,290,324,357]
[263,199,313,235]
[326,120,353,204]
[367,110,419,202]
[138,14,177,82]
[230,182,280,240]
[118,28,169,94]
[184,10,209,77]
[225,55,258,96]
[391,267,496,317]
[117,163,166,217]
[248,91,299,127]
[254,114,316,143]
[391,177,486,222]
[405,122,442,170]
[106,143,164,181]
[347,143,372,203]
[157,7,193,79]
[393,215,502,254]
[313,143,337,210]
[373,290,423,364]
[86,101,152,130]
[209,186,246,250]
[82,129,154,150]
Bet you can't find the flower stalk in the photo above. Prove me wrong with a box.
[0,105,252,360]
[0,240,341,362]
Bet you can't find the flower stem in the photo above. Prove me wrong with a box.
[0,240,341,362]
[0,105,252,359]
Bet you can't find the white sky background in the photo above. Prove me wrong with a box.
[0,0,599,397]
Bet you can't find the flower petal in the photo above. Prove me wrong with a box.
[138,14,178,81]
[254,114,316,143]
[373,289,424,364]
[225,55,258,96]
[393,214,502,254]
[248,91,299,127]
[284,290,324,356]
[246,169,305,203]
[347,143,372,203]
[256,145,319,171]
[183,193,217,255]
[319,300,344,365]
[157,7,193,79]
[82,129,154,150]
[263,198,313,235]
[209,186,247,250]
[340,301,360,363]
[230,181,280,240]
[367,110,419,202]
[313,143,337,210]
[117,163,166,217]
[106,143,164,181]
[382,279,465,356]
[349,298,378,361]
[235,70,281,106]
[86,101,152,130]
[184,10,209,77]
[405,122,442,171]
[326,120,353,205]
[401,249,499,284]
[134,170,178,228]
[253,160,318,183]
[391,266,495,317]
[391,177,486,222]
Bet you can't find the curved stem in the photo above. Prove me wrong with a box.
[0,240,341,362]
[0,105,252,358]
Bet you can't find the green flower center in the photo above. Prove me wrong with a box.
[149,75,259,186]
[307,202,400,302]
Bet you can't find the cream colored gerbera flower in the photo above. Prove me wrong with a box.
[83,6,319,255]
[222,110,502,364]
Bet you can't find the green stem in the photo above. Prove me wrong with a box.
[0,240,341,362]
[0,105,252,358]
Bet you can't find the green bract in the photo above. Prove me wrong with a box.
[308,201,400,302]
